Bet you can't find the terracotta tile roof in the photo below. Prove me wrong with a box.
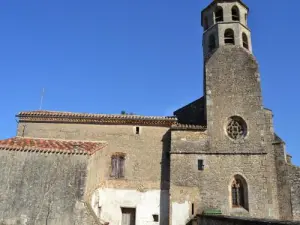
[0,137,107,155]
[171,123,207,131]
[17,110,177,127]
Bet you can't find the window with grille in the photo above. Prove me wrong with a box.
[111,155,125,178]
[231,177,247,209]
[226,116,247,140]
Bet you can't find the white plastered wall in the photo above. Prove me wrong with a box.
[91,188,169,225]
[171,201,191,225]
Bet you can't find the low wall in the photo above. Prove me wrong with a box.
[194,215,300,225]
[0,150,99,225]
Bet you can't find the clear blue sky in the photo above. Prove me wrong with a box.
[0,0,299,165]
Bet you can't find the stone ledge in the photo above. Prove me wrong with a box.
[170,151,267,155]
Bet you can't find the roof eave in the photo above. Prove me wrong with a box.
[16,111,178,127]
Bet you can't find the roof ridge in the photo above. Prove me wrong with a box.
[17,110,176,119]
[171,123,207,131]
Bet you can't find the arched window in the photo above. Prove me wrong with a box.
[224,29,235,45]
[231,175,248,210]
[208,34,216,52]
[215,6,223,22]
[204,16,209,30]
[232,6,240,21]
[242,33,249,49]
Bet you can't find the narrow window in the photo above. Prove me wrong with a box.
[215,6,223,22]
[232,6,240,21]
[192,203,194,215]
[224,29,235,45]
[231,175,248,210]
[208,34,216,52]
[245,14,248,25]
[136,126,140,134]
[153,214,159,222]
[111,155,125,178]
[198,160,204,170]
[204,16,209,30]
[242,33,249,49]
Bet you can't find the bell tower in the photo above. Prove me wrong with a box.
[202,0,266,153]
[201,0,252,58]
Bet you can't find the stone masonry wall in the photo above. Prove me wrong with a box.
[0,150,99,225]
[170,129,277,220]
[205,46,265,154]
[273,140,293,220]
[203,45,280,218]
[263,109,281,218]
[17,122,171,223]
[18,122,170,192]
[171,152,273,218]
[289,165,300,220]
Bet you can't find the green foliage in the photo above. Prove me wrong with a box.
[120,111,135,115]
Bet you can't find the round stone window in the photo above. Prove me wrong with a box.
[226,116,247,140]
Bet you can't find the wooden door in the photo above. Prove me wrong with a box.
[121,208,136,225]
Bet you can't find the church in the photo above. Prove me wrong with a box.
[0,0,299,225]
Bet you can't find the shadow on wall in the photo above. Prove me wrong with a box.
[160,130,171,225]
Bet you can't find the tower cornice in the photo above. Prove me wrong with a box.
[201,0,249,23]
[202,21,251,36]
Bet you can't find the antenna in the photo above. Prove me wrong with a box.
[39,88,45,110]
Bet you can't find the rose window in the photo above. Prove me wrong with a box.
[226,116,247,140]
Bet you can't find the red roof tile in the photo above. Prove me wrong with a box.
[0,137,107,155]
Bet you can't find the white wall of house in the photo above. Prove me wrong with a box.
[171,201,190,225]
[91,188,169,225]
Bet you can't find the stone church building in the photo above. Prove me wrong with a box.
[0,0,299,225]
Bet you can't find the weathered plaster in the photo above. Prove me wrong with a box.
[0,150,98,225]
[171,201,190,225]
[91,188,169,225]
